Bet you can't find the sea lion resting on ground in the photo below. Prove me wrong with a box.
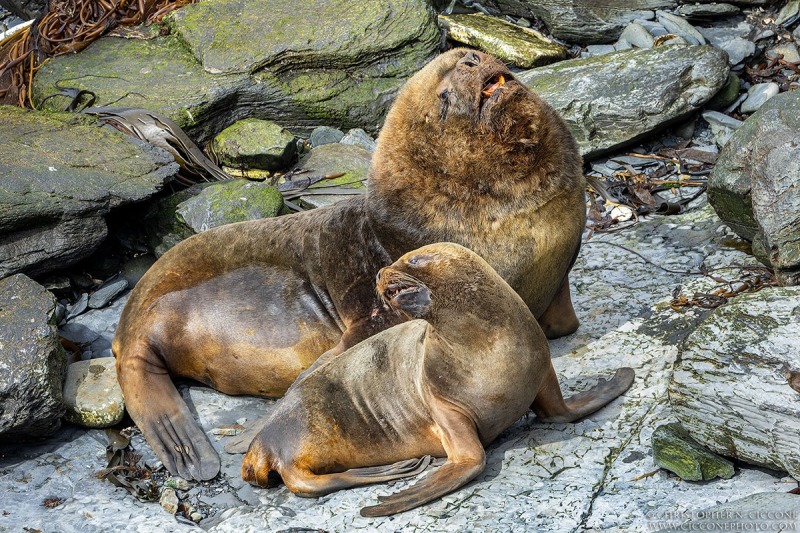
[241,243,635,517]
[112,48,587,481]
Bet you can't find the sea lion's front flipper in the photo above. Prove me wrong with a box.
[117,345,220,481]
[532,364,635,423]
[360,399,486,517]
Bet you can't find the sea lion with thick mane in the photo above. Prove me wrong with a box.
[240,243,634,517]
[112,48,586,481]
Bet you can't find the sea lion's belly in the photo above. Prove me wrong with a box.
[148,265,343,396]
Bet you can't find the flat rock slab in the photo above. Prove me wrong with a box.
[2,197,797,531]
[0,105,178,277]
[708,90,800,284]
[492,0,677,44]
[655,492,800,532]
[33,0,439,140]
[438,13,567,68]
[669,286,800,479]
[0,274,64,439]
[520,44,730,158]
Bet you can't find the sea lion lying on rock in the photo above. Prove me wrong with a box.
[241,243,635,516]
[112,48,587,481]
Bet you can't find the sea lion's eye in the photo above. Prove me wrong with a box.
[408,255,432,267]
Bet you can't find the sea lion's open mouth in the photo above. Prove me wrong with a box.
[481,73,506,98]
[383,281,421,303]
[480,72,513,108]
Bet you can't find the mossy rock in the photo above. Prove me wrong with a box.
[176,179,284,232]
[33,0,439,140]
[438,13,567,68]
[291,144,370,209]
[212,119,297,171]
[652,422,734,481]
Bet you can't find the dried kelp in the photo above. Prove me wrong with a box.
[670,265,777,311]
[586,151,709,236]
[95,427,159,502]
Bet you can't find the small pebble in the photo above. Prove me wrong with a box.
[739,83,780,114]
[160,487,180,515]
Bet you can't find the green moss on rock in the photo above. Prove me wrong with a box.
[176,179,284,232]
[652,422,735,481]
[212,119,297,170]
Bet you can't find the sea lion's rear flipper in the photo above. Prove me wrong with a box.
[532,364,635,423]
[538,274,580,339]
[117,345,220,481]
[282,456,432,497]
[360,399,486,517]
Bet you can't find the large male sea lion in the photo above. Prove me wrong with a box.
[240,243,635,516]
[112,48,587,481]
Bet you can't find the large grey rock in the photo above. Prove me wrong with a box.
[698,22,755,65]
[492,0,677,44]
[0,105,178,277]
[708,91,800,285]
[670,287,800,480]
[0,0,45,19]
[33,0,440,140]
[519,44,730,158]
[0,274,65,439]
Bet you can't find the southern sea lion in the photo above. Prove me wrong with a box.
[240,243,635,517]
[112,48,586,481]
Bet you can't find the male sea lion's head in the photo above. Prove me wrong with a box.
[385,48,532,138]
[376,242,501,322]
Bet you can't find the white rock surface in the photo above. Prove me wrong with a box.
[670,287,800,479]
[0,198,796,532]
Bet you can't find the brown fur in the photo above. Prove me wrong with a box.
[112,48,587,481]
[240,244,634,517]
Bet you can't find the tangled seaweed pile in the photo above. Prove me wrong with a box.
[0,0,195,107]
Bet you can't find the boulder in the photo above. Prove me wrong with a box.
[437,13,567,68]
[0,105,179,277]
[212,119,297,171]
[708,91,800,285]
[519,44,729,158]
[176,179,284,233]
[0,274,65,439]
[290,144,370,209]
[491,0,677,44]
[62,358,124,428]
[33,0,440,140]
[669,287,800,480]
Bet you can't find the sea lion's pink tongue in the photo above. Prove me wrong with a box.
[482,74,506,97]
